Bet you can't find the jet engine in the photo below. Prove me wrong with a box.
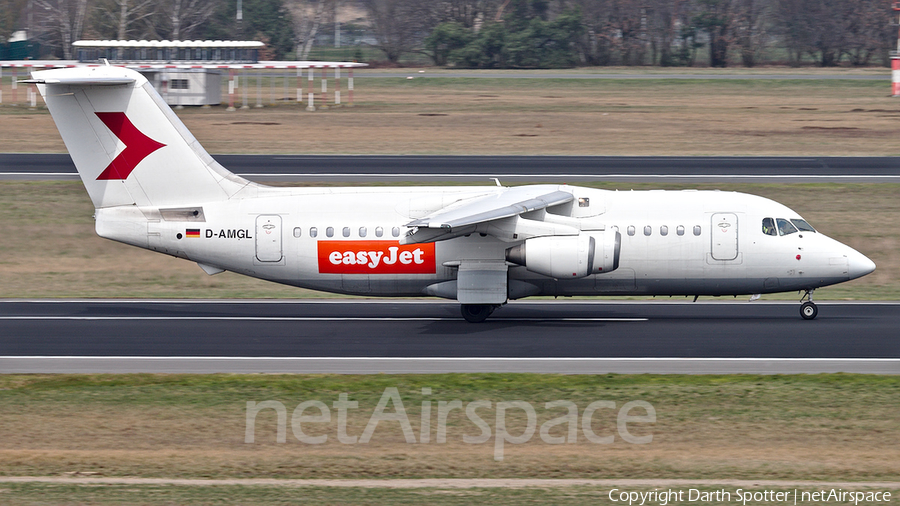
[506,229,620,279]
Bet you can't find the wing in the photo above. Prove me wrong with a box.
[402,185,574,244]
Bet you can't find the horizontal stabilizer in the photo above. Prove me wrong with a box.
[22,77,135,86]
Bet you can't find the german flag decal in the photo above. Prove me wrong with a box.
[185,229,201,238]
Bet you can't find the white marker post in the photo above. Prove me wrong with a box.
[335,67,341,106]
[296,67,303,103]
[320,67,328,109]
[306,67,316,111]
[227,70,236,111]
[348,68,354,107]
[893,58,900,97]
[241,68,249,109]
[256,70,263,108]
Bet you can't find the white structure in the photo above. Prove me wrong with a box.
[2,40,366,109]
[73,40,264,64]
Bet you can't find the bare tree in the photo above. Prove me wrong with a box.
[0,0,28,43]
[361,0,434,63]
[90,0,156,40]
[731,0,770,67]
[164,0,218,40]
[694,0,734,67]
[607,0,647,65]
[843,0,890,66]
[34,0,88,59]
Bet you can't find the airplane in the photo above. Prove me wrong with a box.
[29,65,876,322]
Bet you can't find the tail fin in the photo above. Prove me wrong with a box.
[32,66,255,209]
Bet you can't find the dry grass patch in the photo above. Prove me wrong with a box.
[2,76,899,156]
[0,374,897,481]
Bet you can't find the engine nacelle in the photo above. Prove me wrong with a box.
[506,230,620,279]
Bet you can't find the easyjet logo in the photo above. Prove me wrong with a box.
[95,112,166,180]
[317,241,435,274]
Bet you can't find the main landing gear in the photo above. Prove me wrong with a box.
[460,304,496,323]
[800,289,818,320]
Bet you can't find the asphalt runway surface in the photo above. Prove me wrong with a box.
[1,300,897,374]
[361,72,890,80]
[3,154,900,183]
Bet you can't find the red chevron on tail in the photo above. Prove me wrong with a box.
[95,112,166,180]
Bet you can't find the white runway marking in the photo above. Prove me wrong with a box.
[6,172,900,181]
[238,173,900,180]
[0,316,648,322]
[2,357,898,374]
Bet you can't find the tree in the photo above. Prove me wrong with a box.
[773,0,809,65]
[443,0,583,69]
[285,0,328,60]
[91,0,157,40]
[503,8,583,68]
[843,0,891,66]
[204,0,295,59]
[361,0,434,63]
[606,0,648,66]
[33,0,88,59]
[694,0,733,67]
[161,0,219,40]
[0,0,27,43]
[425,21,474,65]
[731,0,769,67]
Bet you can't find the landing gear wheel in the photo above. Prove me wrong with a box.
[800,301,818,320]
[461,304,493,323]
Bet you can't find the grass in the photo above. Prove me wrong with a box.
[1,483,897,506]
[0,374,898,481]
[3,72,900,156]
[0,181,894,299]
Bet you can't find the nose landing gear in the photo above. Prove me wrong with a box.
[800,290,818,320]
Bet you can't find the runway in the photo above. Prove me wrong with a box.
[3,154,900,182]
[360,71,890,80]
[1,300,897,374]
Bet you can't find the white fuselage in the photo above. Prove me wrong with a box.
[94,186,871,299]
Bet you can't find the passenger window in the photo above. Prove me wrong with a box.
[777,218,798,236]
[676,225,685,236]
[762,217,777,236]
[660,225,668,236]
[310,227,318,238]
[693,225,701,236]
[392,227,400,237]
[359,227,367,238]
[326,227,334,238]
[342,227,350,237]
[627,226,635,236]
[293,227,302,238]
[643,226,652,236]
[375,226,384,238]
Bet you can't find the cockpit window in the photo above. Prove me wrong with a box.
[791,219,816,233]
[762,218,777,236]
[776,218,798,236]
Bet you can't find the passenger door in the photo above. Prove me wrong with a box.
[256,215,283,262]
[710,213,738,261]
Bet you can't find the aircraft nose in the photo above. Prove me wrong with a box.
[847,250,876,280]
